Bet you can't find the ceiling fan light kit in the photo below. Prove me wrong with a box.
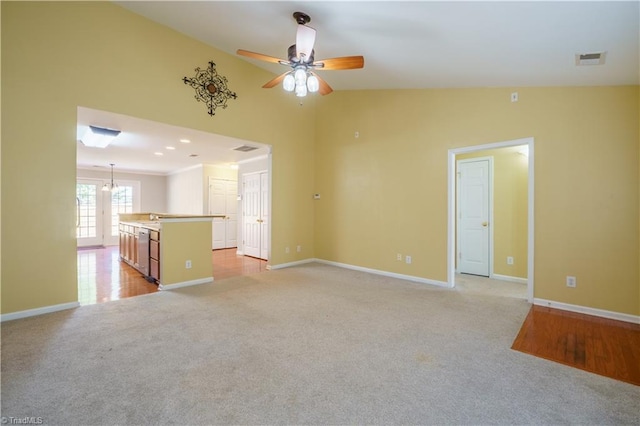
[237,11,364,98]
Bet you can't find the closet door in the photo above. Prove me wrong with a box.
[209,178,238,249]
[242,173,262,258]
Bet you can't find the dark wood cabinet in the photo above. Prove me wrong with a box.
[150,230,160,281]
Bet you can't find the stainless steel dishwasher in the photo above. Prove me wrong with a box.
[138,228,150,277]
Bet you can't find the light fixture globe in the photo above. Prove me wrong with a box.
[283,74,295,92]
[307,74,319,92]
[294,67,307,86]
[295,84,308,97]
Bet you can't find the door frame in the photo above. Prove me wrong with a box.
[447,137,534,302]
[456,156,494,277]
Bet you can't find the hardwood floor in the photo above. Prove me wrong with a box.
[512,305,640,386]
[77,246,267,306]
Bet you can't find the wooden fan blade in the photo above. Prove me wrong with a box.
[313,56,364,70]
[312,73,333,96]
[237,49,288,64]
[262,72,289,89]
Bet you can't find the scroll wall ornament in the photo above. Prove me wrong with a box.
[182,61,237,116]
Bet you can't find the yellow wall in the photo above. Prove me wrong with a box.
[1,2,315,314]
[2,2,638,318]
[314,87,639,315]
[160,221,212,285]
[458,147,529,278]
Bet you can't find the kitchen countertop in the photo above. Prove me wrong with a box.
[119,214,226,231]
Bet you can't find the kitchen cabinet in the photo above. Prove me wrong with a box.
[119,223,140,270]
[150,230,160,281]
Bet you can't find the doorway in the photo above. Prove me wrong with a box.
[448,137,534,302]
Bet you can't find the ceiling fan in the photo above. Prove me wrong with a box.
[237,12,364,97]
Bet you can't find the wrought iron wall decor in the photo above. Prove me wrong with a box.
[182,61,237,116]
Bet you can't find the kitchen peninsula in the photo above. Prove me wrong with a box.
[119,213,223,290]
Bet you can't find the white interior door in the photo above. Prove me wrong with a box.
[259,172,269,260]
[242,171,268,260]
[209,178,238,249]
[457,158,491,276]
[243,173,261,258]
[225,180,238,248]
[209,178,226,249]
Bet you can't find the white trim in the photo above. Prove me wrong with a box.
[448,137,535,303]
[236,250,244,256]
[1,302,80,322]
[158,277,213,290]
[268,258,316,270]
[492,274,528,284]
[167,163,203,176]
[534,298,640,325]
[237,154,269,165]
[314,259,451,288]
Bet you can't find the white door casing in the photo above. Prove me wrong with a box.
[447,137,535,303]
[457,158,492,276]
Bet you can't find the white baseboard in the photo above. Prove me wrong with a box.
[159,277,213,291]
[1,301,80,322]
[314,259,451,288]
[534,298,640,324]
[269,258,316,270]
[236,250,244,256]
[492,274,528,284]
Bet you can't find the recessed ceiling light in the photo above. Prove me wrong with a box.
[166,146,176,150]
[154,152,164,156]
[180,139,191,143]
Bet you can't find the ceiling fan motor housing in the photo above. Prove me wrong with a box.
[293,12,311,25]
[288,44,314,64]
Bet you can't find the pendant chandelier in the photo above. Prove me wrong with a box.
[102,163,119,192]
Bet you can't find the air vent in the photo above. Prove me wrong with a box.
[189,154,199,157]
[233,145,259,152]
[575,52,606,66]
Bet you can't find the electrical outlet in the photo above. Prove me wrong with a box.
[285,247,290,254]
[566,276,576,288]
[507,256,514,265]
[397,253,402,261]
[297,245,301,252]
[405,255,412,264]
[185,260,192,269]
[511,92,518,102]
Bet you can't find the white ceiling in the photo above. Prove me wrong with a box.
[77,107,269,175]
[85,1,639,174]
[116,0,639,90]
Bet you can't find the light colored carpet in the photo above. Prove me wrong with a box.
[2,263,638,425]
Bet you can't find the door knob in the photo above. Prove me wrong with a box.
[482,222,488,227]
